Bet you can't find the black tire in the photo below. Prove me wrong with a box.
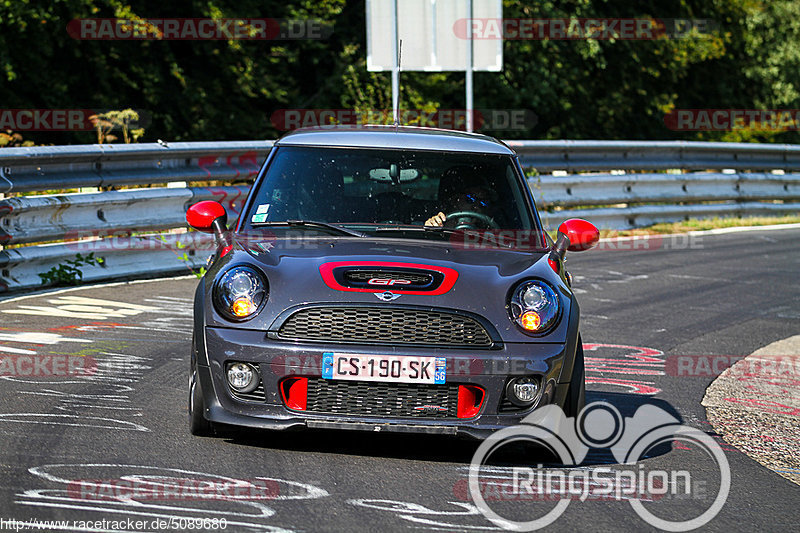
[189,372,215,437]
[564,336,586,418]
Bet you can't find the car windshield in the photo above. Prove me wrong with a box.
[242,146,543,249]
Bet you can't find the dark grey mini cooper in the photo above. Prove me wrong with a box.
[187,126,599,439]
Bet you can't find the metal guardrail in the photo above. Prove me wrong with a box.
[1,140,799,293]
[540,201,800,231]
[0,141,268,292]
[508,140,800,172]
[0,233,214,292]
[0,186,249,245]
[529,171,800,207]
[0,141,271,193]
[528,170,800,229]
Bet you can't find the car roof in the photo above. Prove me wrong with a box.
[274,125,516,155]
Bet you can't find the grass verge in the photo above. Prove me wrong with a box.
[598,215,800,238]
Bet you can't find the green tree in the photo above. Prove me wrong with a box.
[0,0,796,143]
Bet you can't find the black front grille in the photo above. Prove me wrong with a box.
[344,270,433,285]
[229,381,266,402]
[277,307,493,347]
[228,364,267,402]
[304,378,459,418]
[498,396,520,413]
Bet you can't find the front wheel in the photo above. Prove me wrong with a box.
[564,336,586,418]
[189,372,215,436]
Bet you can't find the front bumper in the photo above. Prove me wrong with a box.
[194,325,577,439]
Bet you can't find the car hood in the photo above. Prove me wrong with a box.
[235,234,547,274]
[204,234,573,344]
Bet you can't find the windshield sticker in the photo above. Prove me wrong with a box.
[251,204,270,223]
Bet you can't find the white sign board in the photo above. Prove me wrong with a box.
[366,0,503,72]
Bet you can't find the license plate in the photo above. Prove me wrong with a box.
[322,352,446,384]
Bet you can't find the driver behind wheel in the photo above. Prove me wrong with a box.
[425,165,499,227]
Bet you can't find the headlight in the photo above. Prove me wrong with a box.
[508,280,560,334]
[214,266,267,321]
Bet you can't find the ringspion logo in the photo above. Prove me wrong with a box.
[469,402,730,531]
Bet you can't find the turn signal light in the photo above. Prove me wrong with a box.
[519,311,541,331]
[231,297,255,318]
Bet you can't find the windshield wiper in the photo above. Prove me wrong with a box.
[373,225,514,248]
[373,225,458,234]
[251,220,367,238]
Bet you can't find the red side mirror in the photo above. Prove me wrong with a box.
[186,201,227,233]
[557,218,599,252]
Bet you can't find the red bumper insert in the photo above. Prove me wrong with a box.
[457,385,485,418]
[280,377,308,411]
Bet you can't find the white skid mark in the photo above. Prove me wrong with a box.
[0,346,37,355]
[2,295,164,319]
[19,464,333,532]
[2,307,122,319]
[253,477,329,501]
[0,414,149,431]
[50,296,161,312]
[20,390,130,401]
[0,332,91,345]
[0,378,134,392]
[19,489,276,519]
[15,498,288,533]
[348,499,496,531]
[398,513,504,530]
[348,499,478,516]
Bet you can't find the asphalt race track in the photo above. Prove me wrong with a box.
[0,226,798,532]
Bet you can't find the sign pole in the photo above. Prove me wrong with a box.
[391,0,400,125]
[465,0,474,132]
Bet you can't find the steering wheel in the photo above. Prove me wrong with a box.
[445,211,500,230]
